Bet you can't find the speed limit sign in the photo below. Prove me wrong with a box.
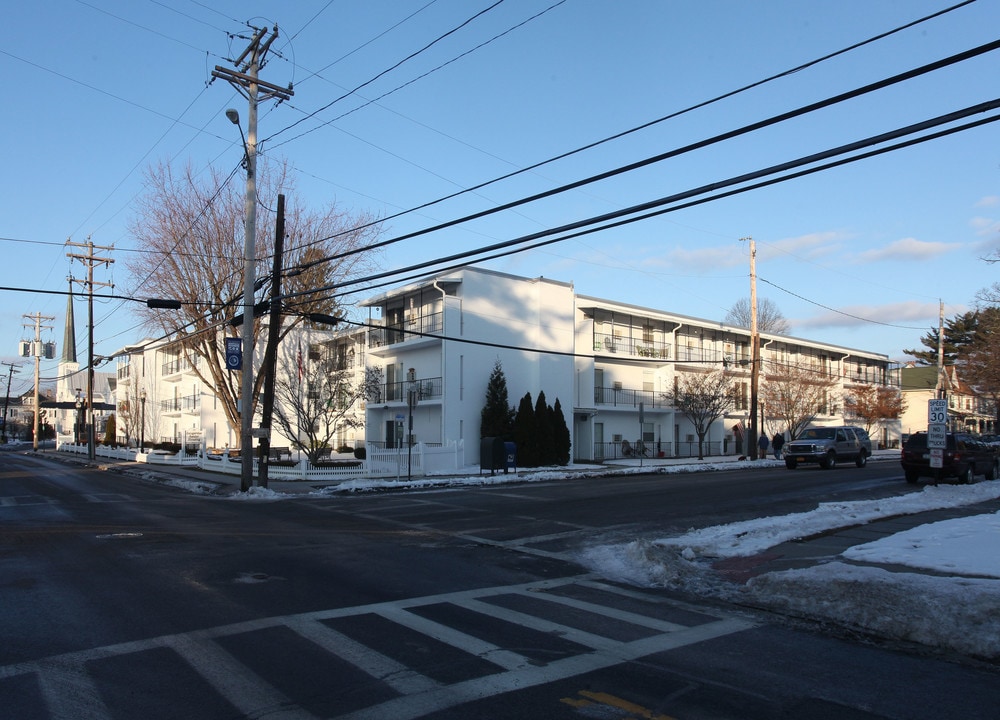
[928,399,948,425]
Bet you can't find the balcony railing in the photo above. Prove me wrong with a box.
[594,386,667,408]
[593,333,671,359]
[161,355,199,376]
[160,394,201,413]
[373,377,442,404]
[369,312,444,348]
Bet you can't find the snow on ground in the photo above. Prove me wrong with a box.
[267,455,1000,660]
[576,481,1000,660]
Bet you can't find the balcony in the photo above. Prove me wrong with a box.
[161,355,199,379]
[594,333,670,359]
[374,377,442,404]
[160,394,201,414]
[594,385,667,409]
[369,312,444,349]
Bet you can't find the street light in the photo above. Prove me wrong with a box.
[226,107,259,492]
[139,387,146,452]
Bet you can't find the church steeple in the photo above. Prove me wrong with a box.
[62,278,77,364]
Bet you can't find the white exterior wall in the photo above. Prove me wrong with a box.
[364,269,576,460]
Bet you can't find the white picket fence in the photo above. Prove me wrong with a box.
[56,437,465,483]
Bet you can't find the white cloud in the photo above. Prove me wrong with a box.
[855,237,957,263]
[760,232,844,262]
[791,300,943,331]
[970,215,1000,238]
[975,195,1000,208]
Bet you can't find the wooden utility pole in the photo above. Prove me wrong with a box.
[22,313,55,450]
[67,237,114,461]
[212,25,292,492]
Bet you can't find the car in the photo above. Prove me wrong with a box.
[900,432,999,484]
[784,426,872,470]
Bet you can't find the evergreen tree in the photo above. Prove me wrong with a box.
[552,398,571,465]
[534,391,554,465]
[903,310,989,365]
[513,392,537,466]
[480,359,514,438]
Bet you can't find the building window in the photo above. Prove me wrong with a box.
[733,381,748,411]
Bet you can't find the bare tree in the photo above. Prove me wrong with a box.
[125,159,381,443]
[843,383,906,440]
[662,370,733,459]
[271,338,382,464]
[760,359,838,439]
[724,297,791,335]
[118,375,140,447]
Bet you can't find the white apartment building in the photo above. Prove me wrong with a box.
[110,323,364,453]
[359,266,900,463]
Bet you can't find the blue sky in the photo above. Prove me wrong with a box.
[3,0,1000,396]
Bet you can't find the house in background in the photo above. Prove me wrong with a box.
[899,364,996,437]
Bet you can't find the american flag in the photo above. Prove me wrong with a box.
[732,419,745,439]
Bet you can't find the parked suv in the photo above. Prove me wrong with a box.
[784,426,872,470]
[900,432,999,484]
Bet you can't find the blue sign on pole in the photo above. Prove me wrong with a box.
[225,337,242,371]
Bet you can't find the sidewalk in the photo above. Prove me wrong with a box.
[33,445,901,494]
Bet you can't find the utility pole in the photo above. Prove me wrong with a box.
[67,237,114,462]
[1,362,19,443]
[936,299,947,428]
[22,313,55,451]
[212,25,292,492]
[257,194,286,489]
[742,236,761,460]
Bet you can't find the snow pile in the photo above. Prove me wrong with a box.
[579,484,1000,659]
[652,482,1000,559]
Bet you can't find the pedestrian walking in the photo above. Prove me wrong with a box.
[757,433,769,460]
[772,432,785,460]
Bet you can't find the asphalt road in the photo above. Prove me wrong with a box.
[2,451,998,719]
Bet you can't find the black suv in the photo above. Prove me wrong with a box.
[900,432,999,484]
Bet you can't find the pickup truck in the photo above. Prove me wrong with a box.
[900,432,999,484]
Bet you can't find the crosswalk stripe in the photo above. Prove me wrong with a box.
[284,616,441,695]
[375,605,529,672]
[162,633,318,720]
[461,597,625,652]
[504,586,690,633]
[332,616,754,720]
[35,658,111,720]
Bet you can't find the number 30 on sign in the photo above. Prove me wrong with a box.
[928,399,948,425]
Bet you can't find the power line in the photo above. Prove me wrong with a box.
[265,0,507,143]
[8,94,1000,355]
[270,0,978,256]
[278,100,1000,312]
[284,36,1000,279]
[267,0,569,150]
